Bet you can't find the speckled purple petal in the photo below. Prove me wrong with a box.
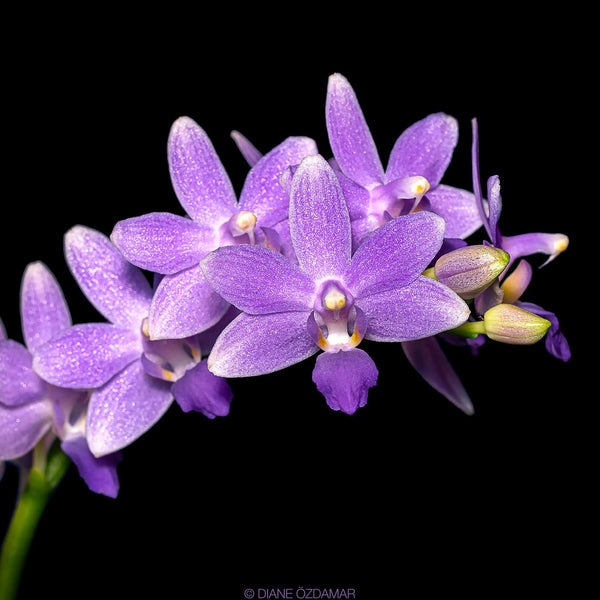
[359,276,470,342]
[326,73,385,187]
[148,263,230,340]
[288,154,351,280]
[0,340,46,406]
[312,348,378,415]
[345,212,446,299]
[86,358,173,457]
[61,435,122,497]
[32,323,142,388]
[207,311,317,377]
[401,337,474,415]
[172,359,233,418]
[65,225,153,328]
[111,212,218,275]
[0,399,53,460]
[238,136,318,226]
[426,185,483,240]
[386,113,458,188]
[201,245,315,314]
[20,262,71,353]
[231,130,263,167]
[168,116,238,225]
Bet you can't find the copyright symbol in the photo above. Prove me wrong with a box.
[244,589,255,599]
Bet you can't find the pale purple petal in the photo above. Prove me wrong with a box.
[312,348,378,415]
[201,245,315,314]
[334,169,371,220]
[172,360,233,418]
[61,435,122,498]
[359,276,470,342]
[471,118,493,240]
[148,263,230,340]
[207,311,317,377]
[0,400,53,460]
[238,136,318,226]
[487,175,502,247]
[517,301,571,362]
[110,212,218,274]
[65,226,153,328]
[401,337,474,415]
[0,340,46,406]
[386,113,458,188]
[288,154,351,280]
[32,323,142,388]
[168,116,237,225]
[426,185,483,240]
[345,212,446,298]
[20,262,71,352]
[86,359,173,456]
[501,232,569,269]
[326,73,385,187]
[231,130,263,166]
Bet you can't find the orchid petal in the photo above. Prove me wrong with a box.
[148,263,229,340]
[501,232,569,269]
[168,116,237,224]
[326,73,385,187]
[312,348,378,415]
[0,400,53,460]
[487,175,503,247]
[401,337,474,415]
[231,130,263,167]
[172,359,233,418]
[239,136,318,226]
[0,318,6,341]
[110,212,217,275]
[86,359,173,456]
[201,245,315,314]
[500,259,533,303]
[386,113,458,188]
[0,340,46,406]
[288,154,351,280]
[32,323,142,388]
[61,435,122,498]
[359,276,470,342]
[65,226,153,328]
[207,311,317,377]
[334,169,371,220]
[426,185,483,240]
[517,301,571,362]
[345,212,446,298]
[20,262,71,352]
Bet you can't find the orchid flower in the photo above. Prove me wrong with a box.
[0,262,121,497]
[200,154,470,414]
[325,73,482,249]
[32,226,232,458]
[111,116,317,340]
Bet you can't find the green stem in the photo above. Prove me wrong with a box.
[0,442,70,600]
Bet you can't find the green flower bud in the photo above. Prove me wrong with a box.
[434,245,510,299]
[483,304,551,345]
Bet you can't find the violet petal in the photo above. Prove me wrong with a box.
[20,262,71,353]
[0,400,53,460]
[65,225,153,328]
[359,276,470,342]
[86,358,173,457]
[0,340,46,406]
[207,311,317,377]
[201,245,315,314]
[312,348,378,415]
[345,212,446,298]
[426,184,483,240]
[32,323,142,388]
[111,212,218,274]
[288,154,352,280]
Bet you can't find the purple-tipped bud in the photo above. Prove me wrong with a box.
[434,245,510,299]
[483,304,551,345]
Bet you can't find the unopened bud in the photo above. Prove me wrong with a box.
[483,304,551,345]
[434,245,510,299]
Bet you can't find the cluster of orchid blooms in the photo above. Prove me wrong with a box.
[0,73,570,498]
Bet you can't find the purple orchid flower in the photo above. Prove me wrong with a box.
[32,226,233,458]
[0,262,121,497]
[325,73,483,249]
[470,118,571,361]
[200,154,470,415]
[111,116,318,340]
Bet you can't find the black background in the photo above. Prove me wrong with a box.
[1,10,594,599]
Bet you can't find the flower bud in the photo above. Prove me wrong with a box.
[434,245,510,299]
[483,304,551,345]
